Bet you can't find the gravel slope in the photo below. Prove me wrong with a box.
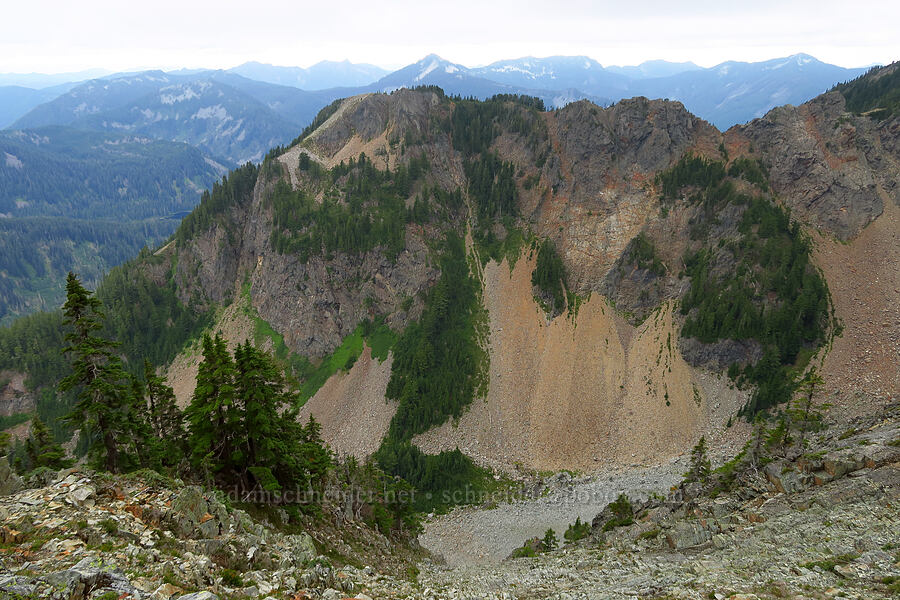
[418,457,686,566]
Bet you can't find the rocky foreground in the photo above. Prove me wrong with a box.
[0,406,898,600]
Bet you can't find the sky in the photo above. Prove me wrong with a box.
[1,0,897,74]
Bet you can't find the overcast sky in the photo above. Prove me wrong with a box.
[2,0,897,74]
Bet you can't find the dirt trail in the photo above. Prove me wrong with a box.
[414,251,742,473]
[814,196,900,418]
[299,345,396,460]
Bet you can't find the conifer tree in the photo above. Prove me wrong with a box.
[234,341,290,490]
[686,436,711,483]
[298,415,332,491]
[234,342,332,493]
[143,359,186,465]
[24,417,73,471]
[59,272,132,472]
[185,333,237,480]
[788,367,827,449]
[541,528,558,552]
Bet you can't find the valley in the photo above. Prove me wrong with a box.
[0,57,897,600]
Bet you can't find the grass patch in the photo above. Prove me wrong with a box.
[297,327,365,404]
[240,281,397,405]
[800,553,859,572]
[0,412,31,430]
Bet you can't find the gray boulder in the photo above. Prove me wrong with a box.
[0,456,23,496]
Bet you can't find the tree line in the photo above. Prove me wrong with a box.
[10,273,330,495]
[656,153,832,414]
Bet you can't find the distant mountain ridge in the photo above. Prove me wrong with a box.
[229,60,389,90]
[6,53,872,136]
[11,71,337,164]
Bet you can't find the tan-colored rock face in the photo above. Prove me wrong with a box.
[162,86,898,471]
[412,251,729,472]
[813,192,900,418]
[299,345,396,460]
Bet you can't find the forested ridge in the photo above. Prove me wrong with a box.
[0,87,860,519]
[832,61,900,119]
[0,126,223,322]
[656,153,833,413]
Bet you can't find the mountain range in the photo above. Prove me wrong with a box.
[0,60,897,597]
[0,53,878,326]
[4,53,869,134]
[4,61,897,463]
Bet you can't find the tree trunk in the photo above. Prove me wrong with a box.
[98,413,119,473]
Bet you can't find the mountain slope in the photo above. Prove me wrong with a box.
[605,59,702,79]
[75,79,303,164]
[229,59,389,89]
[471,56,631,94]
[630,54,868,129]
[11,71,336,164]
[11,70,179,129]
[0,126,225,322]
[2,65,897,483]
[0,85,72,128]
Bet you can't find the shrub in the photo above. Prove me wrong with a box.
[563,517,590,543]
[220,568,244,587]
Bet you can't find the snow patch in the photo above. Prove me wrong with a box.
[192,105,229,121]
[203,157,228,174]
[73,102,96,115]
[159,83,211,105]
[445,65,459,74]
[416,58,439,81]
[4,153,23,169]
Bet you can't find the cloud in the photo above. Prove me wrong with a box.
[1,0,897,73]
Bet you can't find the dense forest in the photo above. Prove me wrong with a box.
[376,233,491,510]
[657,154,832,413]
[0,126,221,219]
[0,217,175,324]
[832,61,900,119]
[0,126,223,321]
[270,152,431,261]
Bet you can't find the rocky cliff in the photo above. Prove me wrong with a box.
[149,70,900,472]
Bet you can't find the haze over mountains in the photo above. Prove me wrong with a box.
[0,52,875,322]
[2,53,869,132]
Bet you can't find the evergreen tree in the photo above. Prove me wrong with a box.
[59,272,132,473]
[234,343,332,493]
[185,334,238,481]
[143,359,187,466]
[24,417,72,471]
[541,528,558,552]
[298,415,332,492]
[788,367,827,449]
[686,436,711,483]
[187,338,332,493]
[746,415,769,470]
[234,341,292,490]
[764,416,793,458]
